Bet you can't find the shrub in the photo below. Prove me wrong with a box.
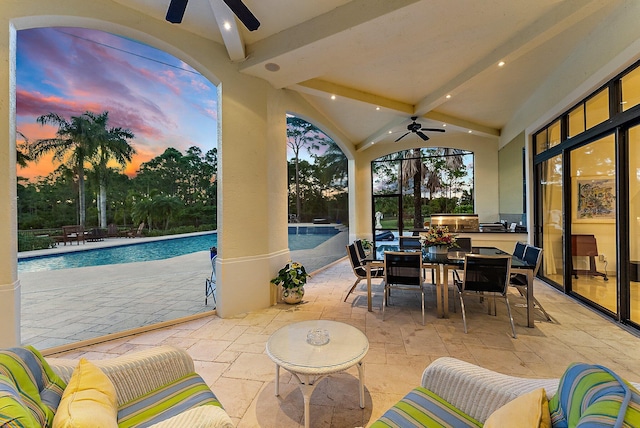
[18,232,55,252]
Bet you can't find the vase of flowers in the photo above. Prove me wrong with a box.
[270,261,310,304]
[420,226,457,254]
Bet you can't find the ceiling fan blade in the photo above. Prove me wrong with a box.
[166,0,188,23]
[394,132,410,142]
[222,0,261,31]
[416,131,430,141]
[421,128,446,133]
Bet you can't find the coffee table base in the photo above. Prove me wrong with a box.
[274,363,366,428]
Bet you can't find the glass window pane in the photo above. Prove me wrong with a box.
[568,104,585,138]
[373,196,399,230]
[548,120,561,149]
[372,160,400,195]
[535,129,548,155]
[540,155,564,288]
[570,134,616,313]
[621,66,640,112]
[585,88,609,129]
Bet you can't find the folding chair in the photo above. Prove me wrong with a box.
[205,248,217,306]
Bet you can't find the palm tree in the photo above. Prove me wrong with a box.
[16,131,31,168]
[86,112,135,229]
[31,111,135,228]
[31,112,96,226]
[401,149,426,229]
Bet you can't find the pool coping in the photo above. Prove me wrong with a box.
[18,230,217,260]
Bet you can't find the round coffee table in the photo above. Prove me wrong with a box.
[265,319,369,428]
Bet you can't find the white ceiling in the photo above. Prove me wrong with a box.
[113,0,622,150]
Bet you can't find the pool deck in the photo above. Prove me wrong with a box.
[18,226,348,349]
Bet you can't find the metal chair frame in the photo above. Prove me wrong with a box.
[510,245,551,321]
[205,255,217,306]
[455,254,516,338]
[345,244,384,302]
[383,251,426,325]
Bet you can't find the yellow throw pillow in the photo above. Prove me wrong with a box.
[52,358,118,428]
[484,388,551,428]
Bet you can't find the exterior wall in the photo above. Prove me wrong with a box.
[498,132,525,224]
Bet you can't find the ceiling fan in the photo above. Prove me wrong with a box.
[394,116,445,142]
[166,0,260,31]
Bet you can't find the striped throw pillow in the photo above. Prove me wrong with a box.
[371,387,482,427]
[549,362,640,428]
[0,346,67,427]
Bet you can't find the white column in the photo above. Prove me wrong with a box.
[0,22,20,347]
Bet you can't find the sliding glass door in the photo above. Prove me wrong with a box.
[569,134,617,313]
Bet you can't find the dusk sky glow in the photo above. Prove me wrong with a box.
[16,27,218,181]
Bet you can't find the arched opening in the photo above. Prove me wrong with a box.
[284,114,349,273]
[15,26,220,349]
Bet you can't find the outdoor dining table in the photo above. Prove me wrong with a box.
[364,246,538,327]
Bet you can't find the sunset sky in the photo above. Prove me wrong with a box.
[16,27,218,181]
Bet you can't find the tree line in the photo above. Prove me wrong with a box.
[17,112,350,233]
[17,110,217,232]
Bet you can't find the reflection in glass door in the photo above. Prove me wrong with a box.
[539,155,564,288]
[630,126,640,322]
[570,134,617,313]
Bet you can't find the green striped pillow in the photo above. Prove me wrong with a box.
[0,346,67,427]
[117,372,223,427]
[0,372,41,428]
[371,386,482,428]
[549,362,640,428]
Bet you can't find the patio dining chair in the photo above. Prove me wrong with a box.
[513,241,527,259]
[354,239,367,261]
[510,245,551,321]
[451,237,472,285]
[383,251,426,325]
[455,254,516,338]
[344,244,384,302]
[205,247,217,306]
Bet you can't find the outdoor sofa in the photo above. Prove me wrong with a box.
[0,345,233,427]
[372,356,640,427]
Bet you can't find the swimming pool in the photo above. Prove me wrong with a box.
[18,228,340,273]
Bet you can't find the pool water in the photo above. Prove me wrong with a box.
[18,229,339,273]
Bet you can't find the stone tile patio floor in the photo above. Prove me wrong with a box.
[19,230,348,349]
[46,256,640,427]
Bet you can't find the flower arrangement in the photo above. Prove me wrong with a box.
[270,261,310,289]
[420,226,457,248]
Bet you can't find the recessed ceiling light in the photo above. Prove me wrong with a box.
[264,63,280,72]
[331,95,336,100]
[468,130,473,133]
[442,124,447,127]
[445,94,452,99]
[498,61,505,67]
[376,106,380,110]
[223,21,232,31]
[388,130,392,134]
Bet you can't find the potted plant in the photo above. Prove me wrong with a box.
[270,261,310,304]
[361,239,372,254]
[420,226,457,254]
